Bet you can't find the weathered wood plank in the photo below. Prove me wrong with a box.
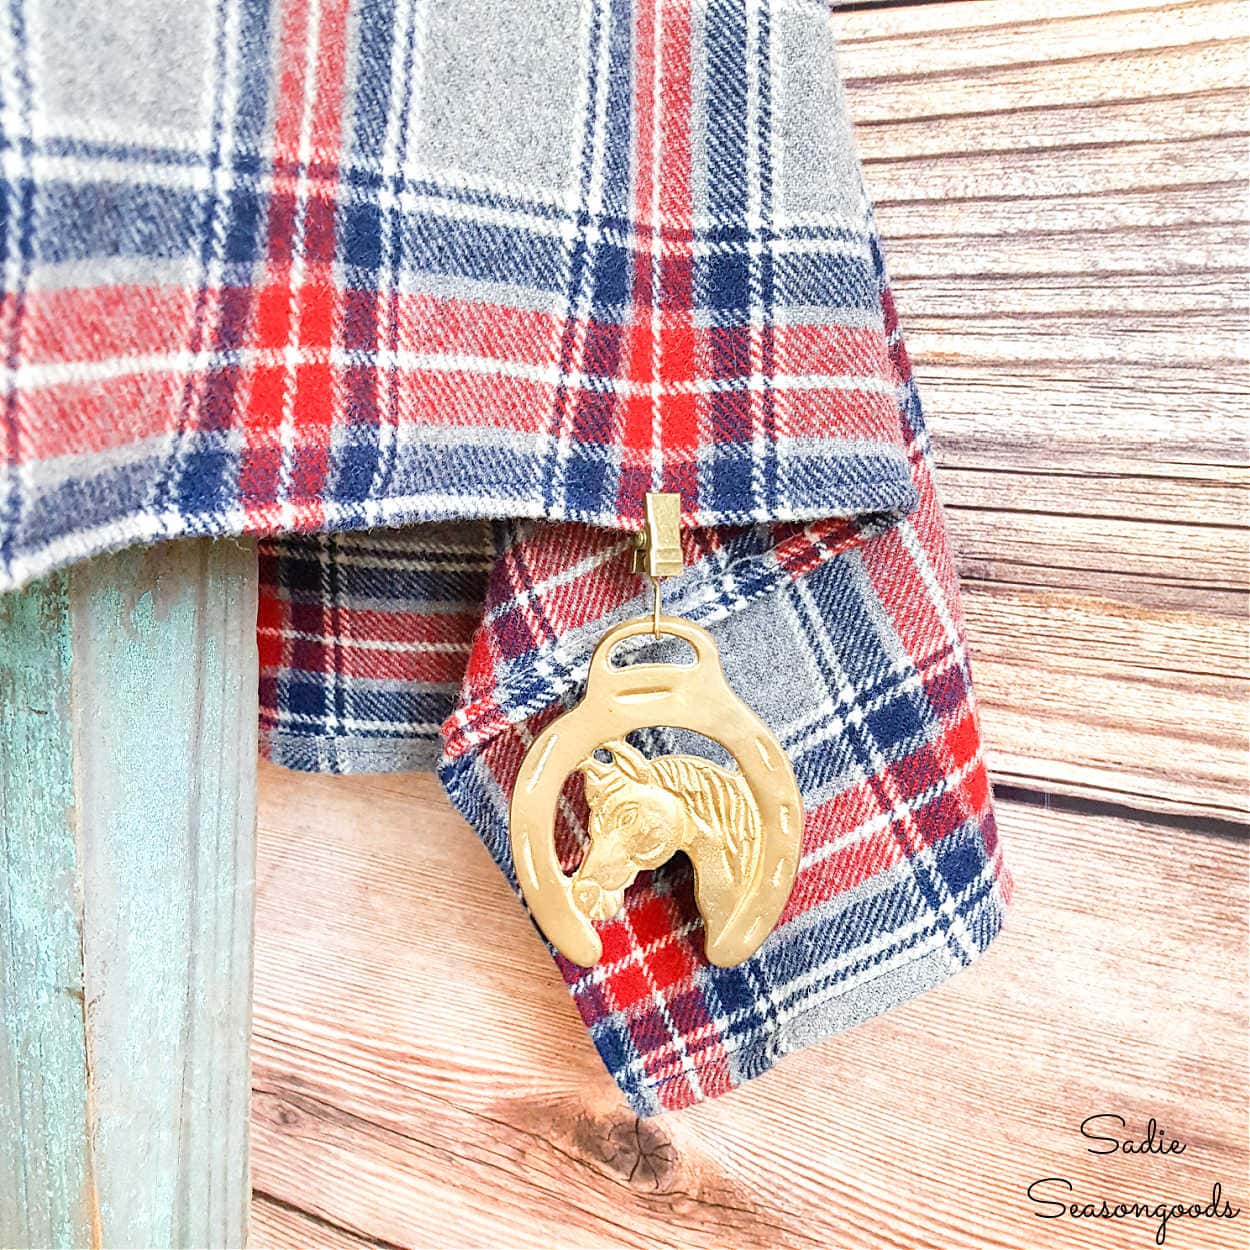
[834,0,1240,48]
[911,302,1245,367]
[880,181,1247,241]
[249,764,1248,1250]
[0,540,258,1249]
[837,1,1248,90]
[0,573,88,1248]
[963,582,1248,820]
[938,464,1247,529]
[861,86,1246,155]
[945,508,1245,602]
[921,363,1246,477]
[871,129,1248,202]
[826,0,1250,816]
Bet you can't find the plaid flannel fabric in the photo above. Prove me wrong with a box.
[2,0,1010,1111]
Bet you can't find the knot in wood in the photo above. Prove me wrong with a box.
[598,1116,677,1189]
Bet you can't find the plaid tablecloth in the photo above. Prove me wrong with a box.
[1,0,1010,1112]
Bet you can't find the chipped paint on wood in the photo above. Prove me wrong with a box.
[0,540,258,1249]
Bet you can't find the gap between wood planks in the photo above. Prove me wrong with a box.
[254,1189,397,1250]
[830,0,956,13]
[992,783,1247,841]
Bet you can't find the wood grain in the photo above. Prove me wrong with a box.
[252,1194,380,1250]
[249,763,1248,1250]
[0,569,90,1247]
[963,582,1247,820]
[836,0,1249,819]
[0,540,258,1250]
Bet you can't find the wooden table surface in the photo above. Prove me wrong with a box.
[248,3,1250,1247]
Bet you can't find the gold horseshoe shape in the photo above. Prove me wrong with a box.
[510,615,803,967]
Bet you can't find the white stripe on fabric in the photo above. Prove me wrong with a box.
[3,348,901,397]
[366,0,425,509]
[274,0,326,529]
[550,0,615,512]
[259,627,472,654]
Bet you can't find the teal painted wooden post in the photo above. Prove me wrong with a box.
[0,539,258,1249]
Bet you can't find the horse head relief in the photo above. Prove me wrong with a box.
[572,739,763,929]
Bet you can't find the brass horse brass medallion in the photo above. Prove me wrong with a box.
[509,614,803,968]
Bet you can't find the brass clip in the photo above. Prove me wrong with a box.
[630,492,683,579]
[631,492,682,637]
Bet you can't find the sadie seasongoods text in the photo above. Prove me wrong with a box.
[1026,1114,1240,1245]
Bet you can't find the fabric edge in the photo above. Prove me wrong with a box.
[0,452,918,598]
[261,728,443,775]
[616,860,1011,1117]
